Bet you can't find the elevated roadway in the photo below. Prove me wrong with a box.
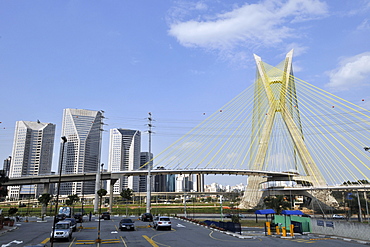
[2,169,295,186]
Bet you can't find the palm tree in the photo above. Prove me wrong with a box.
[38,193,52,221]
[263,195,291,214]
[120,188,133,216]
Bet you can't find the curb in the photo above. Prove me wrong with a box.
[176,217,256,239]
[308,234,370,245]
[0,226,18,236]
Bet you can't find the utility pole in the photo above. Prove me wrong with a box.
[146,112,153,213]
[51,136,67,247]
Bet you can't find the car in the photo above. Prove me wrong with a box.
[333,214,345,219]
[64,218,77,231]
[140,213,153,222]
[51,221,73,241]
[153,216,171,230]
[119,218,135,231]
[74,213,83,223]
[100,212,111,220]
[56,213,67,222]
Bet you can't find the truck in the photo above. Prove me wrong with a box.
[59,207,72,218]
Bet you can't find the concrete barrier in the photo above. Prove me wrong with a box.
[311,219,370,241]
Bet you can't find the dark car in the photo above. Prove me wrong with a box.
[56,213,67,222]
[119,218,135,231]
[140,213,153,222]
[100,212,111,220]
[64,218,77,231]
[74,213,83,223]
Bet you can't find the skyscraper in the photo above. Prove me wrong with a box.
[59,108,103,195]
[2,156,11,177]
[139,152,153,192]
[9,121,55,199]
[108,129,141,194]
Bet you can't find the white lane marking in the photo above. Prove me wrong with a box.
[1,240,23,247]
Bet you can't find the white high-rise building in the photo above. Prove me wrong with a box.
[176,174,194,192]
[9,121,55,199]
[59,108,103,195]
[108,129,141,193]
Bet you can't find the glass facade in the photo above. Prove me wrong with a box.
[9,121,55,199]
[59,108,103,195]
[108,129,141,193]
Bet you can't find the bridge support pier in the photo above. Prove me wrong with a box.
[108,179,117,213]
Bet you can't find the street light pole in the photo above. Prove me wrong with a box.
[96,163,104,244]
[51,136,67,247]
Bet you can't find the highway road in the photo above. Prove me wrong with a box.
[0,215,366,246]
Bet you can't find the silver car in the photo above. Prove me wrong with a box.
[153,216,171,230]
[51,221,73,241]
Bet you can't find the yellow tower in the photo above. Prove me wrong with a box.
[239,50,327,208]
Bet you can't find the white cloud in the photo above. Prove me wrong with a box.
[326,52,370,91]
[357,18,370,30]
[168,0,328,52]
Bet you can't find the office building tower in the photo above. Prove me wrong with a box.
[59,108,103,195]
[139,152,153,192]
[2,156,11,177]
[8,121,55,199]
[108,129,141,194]
[167,174,176,192]
[176,174,194,192]
[154,167,167,192]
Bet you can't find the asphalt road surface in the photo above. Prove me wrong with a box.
[0,215,366,246]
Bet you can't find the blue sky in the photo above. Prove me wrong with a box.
[1,0,369,186]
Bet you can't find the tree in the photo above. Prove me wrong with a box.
[97,188,107,197]
[38,193,52,221]
[263,195,291,214]
[66,194,79,213]
[96,188,107,214]
[120,188,133,216]
[343,193,369,222]
[8,207,18,216]
[0,170,9,198]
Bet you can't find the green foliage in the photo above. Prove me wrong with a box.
[343,193,369,221]
[38,193,52,207]
[343,180,369,185]
[263,195,291,214]
[0,170,9,197]
[66,194,79,206]
[8,207,18,216]
[97,189,107,197]
[231,214,240,223]
[120,188,133,202]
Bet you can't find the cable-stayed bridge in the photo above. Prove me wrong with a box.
[143,49,370,209]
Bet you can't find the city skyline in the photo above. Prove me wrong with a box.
[1,1,369,186]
